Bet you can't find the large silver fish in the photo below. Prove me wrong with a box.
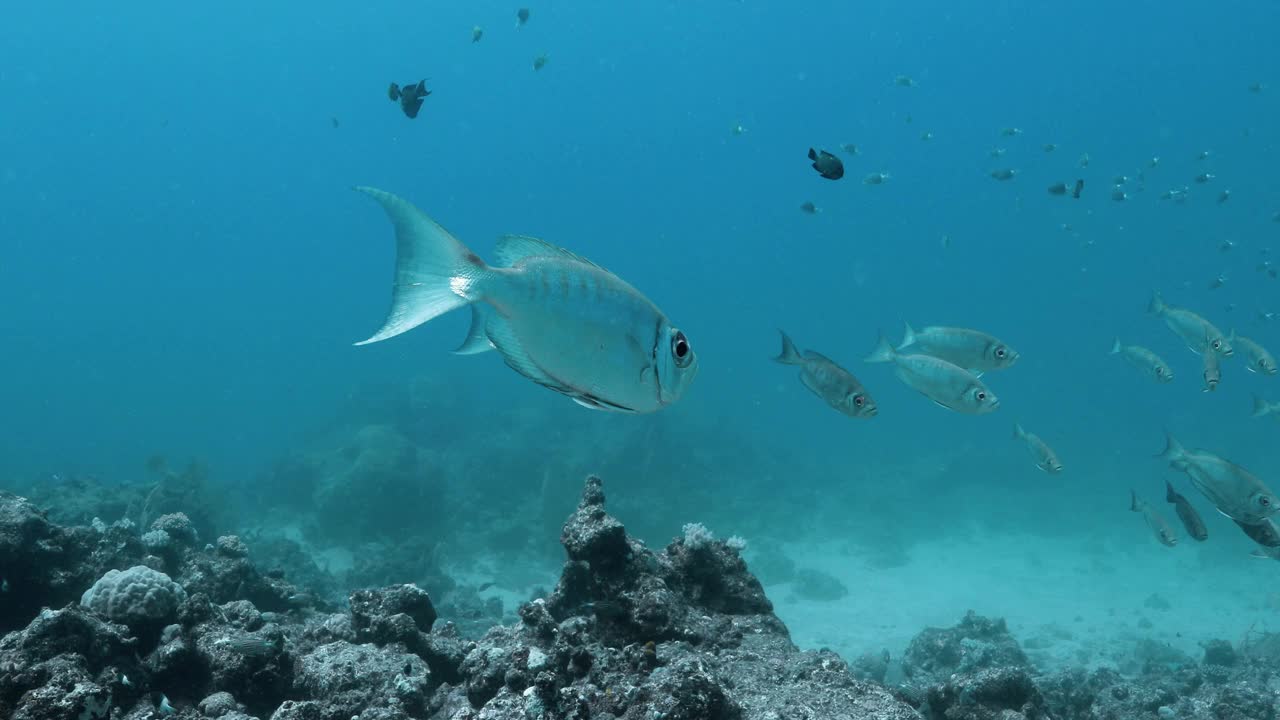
[1013,423,1063,474]
[1109,339,1173,383]
[1148,292,1232,358]
[354,187,697,413]
[1159,433,1279,524]
[1229,330,1277,375]
[1165,480,1207,541]
[866,335,999,414]
[898,323,1018,373]
[774,331,877,418]
[1131,490,1178,547]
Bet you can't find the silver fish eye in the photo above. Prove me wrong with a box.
[671,330,692,368]
[995,347,1006,358]
[975,390,986,401]
[1212,340,1221,350]
[1262,496,1273,508]
[853,394,865,407]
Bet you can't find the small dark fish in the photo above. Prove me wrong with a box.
[775,330,876,418]
[1072,179,1084,199]
[1166,481,1208,541]
[389,79,431,119]
[477,581,496,592]
[1111,189,1127,202]
[799,201,818,215]
[330,117,340,129]
[516,7,530,26]
[990,168,1017,181]
[533,53,549,71]
[1218,189,1231,203]
[1195,172,1215,184]
[808,148,843,180]
[1042,143,1057,152]
[1236,517,1280,548]
[1047,182,1070,196]
[472,25,484,42]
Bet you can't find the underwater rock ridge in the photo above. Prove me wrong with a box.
[0,477,923,719]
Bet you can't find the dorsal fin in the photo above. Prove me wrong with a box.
[493,234,604,270]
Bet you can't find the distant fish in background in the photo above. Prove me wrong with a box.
[1229,331,1277,375]
[330,117,340,129]
[388,80,431,119]
[897,323,1018,374]
[1109,339,1173,383]
[808,148,844,180]
[1252,395,1280,419]
[1042,143,1057,152]
[1047,182,1071,196]
[774,330,877,419]
[1072,179,1084,199]
[533,53,549,71]
[799,201,819,215]
[863,172,890,185]
[516,7,530,26]
[894,75,917,87]
[472,25,484,42]
[1013,423,1063,474]
[1166,481,1208,541]
[840,143,859,155]
[1131,490,1178,547]
[1148,292,1232,358]
[865,335,999,415]
[731,122,748,136]
[352,187,698,413]
[1159,433,1280,525]
[1000,127,1023,137]
[990,168,1018,181]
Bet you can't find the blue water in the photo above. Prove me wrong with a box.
[3,0,1279,615]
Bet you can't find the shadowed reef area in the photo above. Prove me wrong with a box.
[3,476,1280,720]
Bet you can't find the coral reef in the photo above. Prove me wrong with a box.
[0,477,920,719]
[6,478,1280,720]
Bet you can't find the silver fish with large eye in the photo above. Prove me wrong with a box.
[354,187,698,413]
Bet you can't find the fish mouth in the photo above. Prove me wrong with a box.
[863,406,879,418]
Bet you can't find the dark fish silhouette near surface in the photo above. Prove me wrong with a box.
[388,80,431,119]
[808,148,844,180]
[1166,481,1208,541]
[1072,179,1084,199]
